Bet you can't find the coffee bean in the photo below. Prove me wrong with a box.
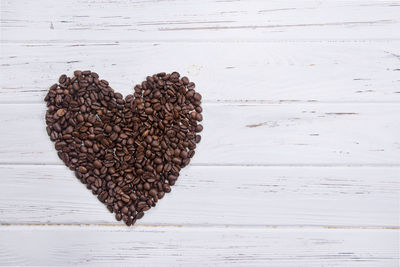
[59,74,67,84]
[195,135,201,143]
[143,182,151,191]
[84,140,93,147]
[156,164,163,173]
[136,211,144,219]
[181,76,189,85]
[195,125,203,133]
[45,71,203,226]
[121,194,130,203]
[113,125,121,133]
[53,123,62,132]
[180,150,188,158]
[78,166,87,174]
[93,160,102,169]
[172,157,181,165]
[193,93,202,101]
[105,125,112,133]
[163,183,171,193]
[121,206,129,214]
[149,188,157,197]
[56,108,66,117]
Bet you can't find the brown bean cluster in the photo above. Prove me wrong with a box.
[44,70,202,226]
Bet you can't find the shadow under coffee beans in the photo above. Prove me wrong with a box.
[44,70,203,226]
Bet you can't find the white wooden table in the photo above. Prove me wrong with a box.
[1,0,399,266]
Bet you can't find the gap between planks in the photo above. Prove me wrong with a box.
[0,224,398,230]
[2,101,400,105]
[2,100,400,105]
[1,163,400,167]
[2,39,400,44]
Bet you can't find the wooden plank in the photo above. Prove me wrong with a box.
[0,165,398,226]
[1,42,400,103]
[0,103,399,165]
[1,0,400,41]
[0,226,397,266]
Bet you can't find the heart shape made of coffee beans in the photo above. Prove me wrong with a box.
[44,70,203,226]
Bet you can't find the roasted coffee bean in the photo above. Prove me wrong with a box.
[136,211,144,219]
[195,135,201,143]
[121,206,129,214]
[149,188,157,197]
[78,166,87,174]
[195,125,203,133]
[93,160,102,169]
[121,194,130,203]
[143,182,151,191]
[44,71,202,226]
[163,183,171,193]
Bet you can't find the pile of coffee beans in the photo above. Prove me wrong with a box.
[44,71,202,226]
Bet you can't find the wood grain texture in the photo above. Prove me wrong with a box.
[1,0,399,265]
[1,42,400,103]
[0,103,399,165]
[0,165,398,226]
[1,0,400,41]
[0,226,398,266]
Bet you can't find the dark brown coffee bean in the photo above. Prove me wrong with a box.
[121,206,129,214]
[121,194,130,203]
[195,135,201,143]
[137,202,147,210]
[136,211,144,219]
[181,76,189,85]
[93,160,102,169]
[78,166,87,174]
[125,173,134,181]
[187,82,195,90]
[193,92,202,101]
[195,125,203,132]
[163,183,171,193]
[84,140,93,147]
[56,108,66,117]
[172,157,181,165]
[105,125,112,133]
[156,164,163,173]
[149,188,157,197]
[180,150,188,158]
[143,182,151,191]
[113,125,121,133]
[53,123,62,132]
[59,74,67,84]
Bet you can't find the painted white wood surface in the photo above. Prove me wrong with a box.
[1,42,400,103]
[2,0,400,41]
[0,0,399,266]
[0,165,398,226]
[0,103,399,165]
[0,226,398,266]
